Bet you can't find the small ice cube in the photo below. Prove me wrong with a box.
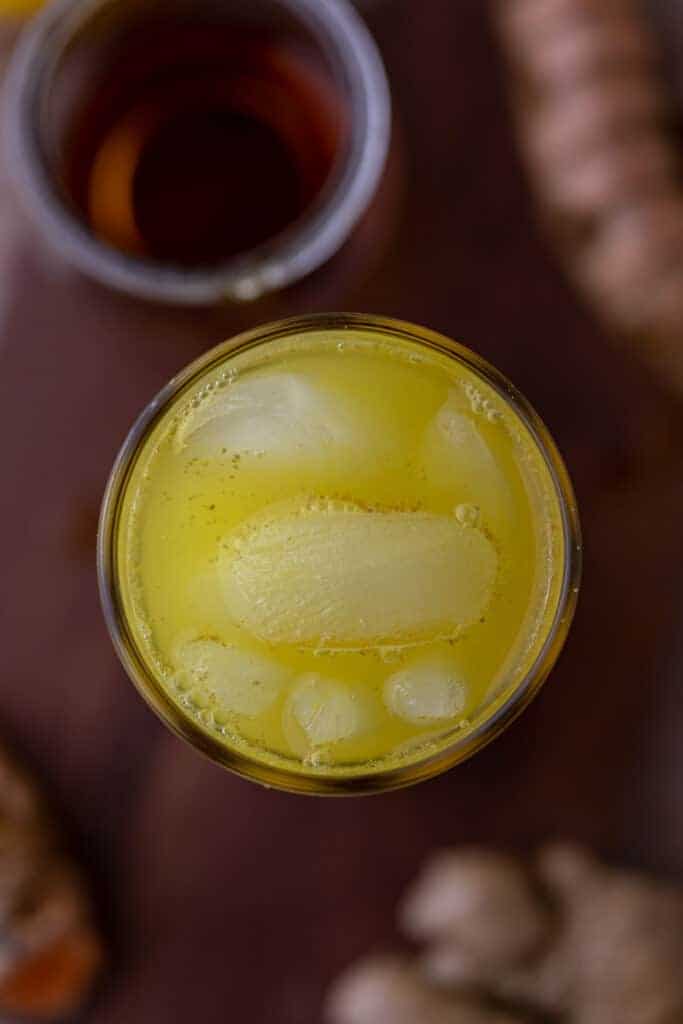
[287,673,370,747]
[384,654,467,723]
[175,638,287,717]
[220,501,497,649]
[422,395,511,524]
[175,372,360,462]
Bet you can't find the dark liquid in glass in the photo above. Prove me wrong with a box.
[62,20,345,266]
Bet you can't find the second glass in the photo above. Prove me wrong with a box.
[5,0,390,303]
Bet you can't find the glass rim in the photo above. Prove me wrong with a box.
[97,313,582,794]
[3,0,391,304]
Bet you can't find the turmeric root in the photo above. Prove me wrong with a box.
[0,747,102,1019]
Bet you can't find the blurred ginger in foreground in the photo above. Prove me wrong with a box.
[327,843,683,1024]
[0,748,102,1018]
[494,0,683,396]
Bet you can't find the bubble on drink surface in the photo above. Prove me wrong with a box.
[174,372,363,462]
[422,394,511,525]
[455,503,480,527]
[286,673,372,748]
[220,500,497,649]
[384,653,467,723]
[174,638,288,717]
[391,727,456,761]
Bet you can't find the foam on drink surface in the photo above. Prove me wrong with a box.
[118,331,564,776]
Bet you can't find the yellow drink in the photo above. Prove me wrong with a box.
[100,316,580,792]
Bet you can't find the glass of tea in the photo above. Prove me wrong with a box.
[4,0,390,302]
[98,314,581,794]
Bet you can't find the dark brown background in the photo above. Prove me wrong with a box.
[1,1,682,1021]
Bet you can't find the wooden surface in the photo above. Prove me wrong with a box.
[1,2,682,1021]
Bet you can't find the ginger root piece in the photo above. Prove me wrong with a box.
[399,848,550,966]
[0,748,102,1019]
[517,19,657,89]
[326,956,527,1024]
[538,844,683,1024]
[578,195,683,324]
[493,0,683,396]
[327,844,683,1024]
[498,0,641,45]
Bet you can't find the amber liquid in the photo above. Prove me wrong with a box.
[62,20,345,266]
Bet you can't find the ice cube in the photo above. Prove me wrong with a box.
[174,638,288,717]
[287,673,371,747]
[220,501,497,649]
[384,654,467,723]
[422,395,511,524]
[175,372,360,462]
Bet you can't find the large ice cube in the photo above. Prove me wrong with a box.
[287,673,371,747]
[422,395,511,524]
[220,501,497,649]
[175,371,361,462]
[384,654,467,723]
[174,638,288,716]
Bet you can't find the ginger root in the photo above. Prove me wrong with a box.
[0,747,102,1019]
[400,848,549,967]
[326,843,683,1024]
[493,0,683,395]
[327,956,527,1024]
